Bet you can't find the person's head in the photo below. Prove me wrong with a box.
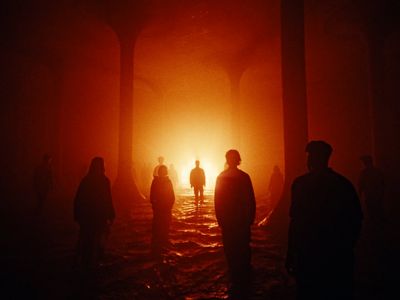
[88,157,105,175]
[158,165,168,177]
[305,141,332,171]
[158,156,164,165]
[195,160,200,167]
[360,155,373,168]
[225,149,241,167]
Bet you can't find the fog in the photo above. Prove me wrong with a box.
[1,0,400,299]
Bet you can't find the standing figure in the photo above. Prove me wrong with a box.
[33,154,53,215]
[74,157,115,269]
[268,165,284,212]
[190,160,206,204]
[286,141,363,300]
[358,155,385,224]
[153,156,166,177]
[214,150,256,297]
[150,165,175,256]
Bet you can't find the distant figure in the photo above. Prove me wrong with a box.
[214,150,256,297]
[74,157,115,269]
[190,160,206,204]
[150,165,175,256]
[268,165,284,211]
[169,164,179,190]
[33,154,53,215]
[153,156,166,177]
[286,141,363,300]
[358,155,385,224]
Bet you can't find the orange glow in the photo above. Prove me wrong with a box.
[179,158,223,191]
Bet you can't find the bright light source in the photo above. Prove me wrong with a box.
[179,158,222,191]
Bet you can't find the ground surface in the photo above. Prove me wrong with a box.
[2,190,399,299]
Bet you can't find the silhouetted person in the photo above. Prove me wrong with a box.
[214,150,256,298]
[169,164,179,190]
[153,156,166,177]
[286,141,363,300]
[33,154,53,215]
[73,157,115,270]
[358,155,385,224]
[190,160,206,204]
[268,165,284,211]
[150,165,175,256]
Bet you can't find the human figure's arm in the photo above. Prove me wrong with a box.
[246,175,256,225]
[168,180,175,209]
[214,177,223,227]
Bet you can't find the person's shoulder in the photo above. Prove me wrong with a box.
[329,169,349,181]
[219,168,250,179]
[238,169,251,178]
[217,169,232,179]
[217,170,227,178]
[292,173,311,185]
[328,169,355,188]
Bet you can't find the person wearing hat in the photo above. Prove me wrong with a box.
[286,141,363,300]
[214,149,256,297]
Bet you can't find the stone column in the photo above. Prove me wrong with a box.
[113,35,144,205]
[268,0,308,238]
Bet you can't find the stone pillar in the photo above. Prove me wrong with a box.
[116,37,134,183]
[114,36,144,206]
[268,0,308,238]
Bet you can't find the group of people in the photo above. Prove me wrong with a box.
[153,156,207,204]
[34,140,385,299]
[150,158,206,255]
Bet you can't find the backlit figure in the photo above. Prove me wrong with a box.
[190,160,206,204]
[214,150,256,298]
[150,165,175,256]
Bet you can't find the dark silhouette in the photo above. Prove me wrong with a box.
[169,163,179,190]
[214,150,256,297]
[190,160,206,204]
[33,154,53,215]
[286,141,363,300]
[150,165,175,256]
[268,165,284,212]
[73,157,115,270]
[153,156,166,177]
[358,155,385,224]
